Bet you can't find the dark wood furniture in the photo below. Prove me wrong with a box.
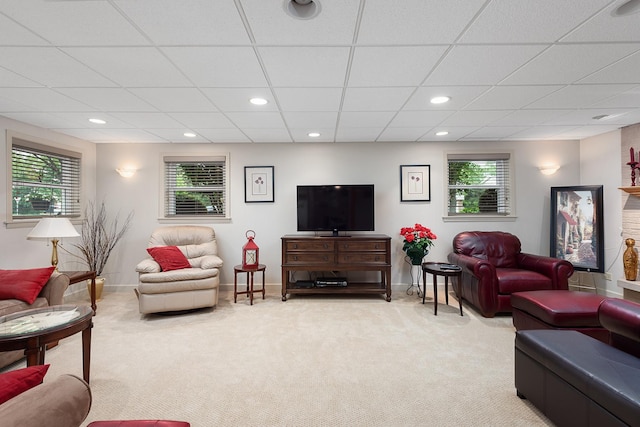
[422,262,463,316]
[0,305,93,383]
[281,234,391,301]
[61,270,97,314]
[233,264,266,305]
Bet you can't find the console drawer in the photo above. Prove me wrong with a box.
[285,253,334,265]
[338,253,387,264]
[338,240,388,252]
[285,240,335,252]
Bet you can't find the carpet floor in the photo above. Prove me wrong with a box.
[7,287,552,426]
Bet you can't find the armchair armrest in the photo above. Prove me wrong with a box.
[39,271,70,306]
[448,252,497,283]
[517,253,573,290]
[136,259,161,274]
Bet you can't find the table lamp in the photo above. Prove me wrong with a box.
[27,218,80,270]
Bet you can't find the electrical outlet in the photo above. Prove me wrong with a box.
[604,272,612,281]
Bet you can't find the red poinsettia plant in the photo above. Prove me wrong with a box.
[400,223,437,265]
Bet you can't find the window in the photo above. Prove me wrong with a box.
[10,137,81,220]
[447,153,512,216]
[163,155,229,218]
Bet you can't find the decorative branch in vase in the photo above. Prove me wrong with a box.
[65,201,134,298]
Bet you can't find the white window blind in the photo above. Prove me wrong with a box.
[447,153,511,216]
[11,139,81,219]
[164,156,227,217]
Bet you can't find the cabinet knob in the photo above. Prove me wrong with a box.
[292,244,298,249]
[293,256,298,261]
[323,244,328,249]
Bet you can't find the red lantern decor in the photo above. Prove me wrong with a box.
[242,229,259,269]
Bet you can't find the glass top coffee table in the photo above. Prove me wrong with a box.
[0,305,93,383]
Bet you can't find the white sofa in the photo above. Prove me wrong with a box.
[135,226,223,314]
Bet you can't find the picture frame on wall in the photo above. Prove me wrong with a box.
[244,166,274,203]
[550,185,604,273]
[400,165,431,202]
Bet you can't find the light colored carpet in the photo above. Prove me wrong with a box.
[7,288,552,426]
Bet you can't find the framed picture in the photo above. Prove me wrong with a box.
[400,165,431,202]
[244,166,274,203]
[550,185,604,273]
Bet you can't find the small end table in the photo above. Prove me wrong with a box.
[233,264,266,305]
[421,262,463,316]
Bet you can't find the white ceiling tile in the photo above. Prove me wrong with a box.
[241,0,360,45]
[115,0,251,45]
[459,0,609,43]
[542,109,634,126]
[56,88,154,112]
[342,87,414,112]
[195,128,250,143]
[579,50,640,84]
[163,47,268,87]
[108,113,185,129]
[502,44,640,85]
[91,129,169,143]
[562,3,640,42]
[336,127,384,142]
[465,127,528,139]
[289,128,335,143]
[259,47,350,87]
[274,88,343,112]
[465,86,562,110]
[167,112,236,129]
[377,127,431,142]
[283,112,338,129]
[0,68,41,87]
[388,110,454,127]
[339,112,395,128]
[358,0,486,44]
[405,86,491,111]
[590,87,640,109]
[0,47,116,87]
[440,110,512,127]
[491,110,571,126]
[51,112,135,129]
[146,129,209,143]
[349,46,447,87]
[3,112,77,129]
[0,88,95,111]
[243,128,292,143]
[425,45,547,86]
[509,125,582,140]
[129,88,217,112]
[0,13,48,45]
[62,47,191,87]
[527,84,637,109]
[226,112,286,129]
[200,88,278,112]
[418,127,479,141]
[0,1,149,45]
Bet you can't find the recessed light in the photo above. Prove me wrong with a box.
[435,131,449,136]
[89,118,106,124]
[184,132,197,138]
[308,132,320,138]
[430,96,451,105]
[250,97,268,106]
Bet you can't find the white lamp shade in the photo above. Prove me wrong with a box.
[27,218,80,240]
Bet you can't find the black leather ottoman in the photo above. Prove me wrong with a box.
[511,290,609,343]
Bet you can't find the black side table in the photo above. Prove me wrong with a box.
[421,262,463,316]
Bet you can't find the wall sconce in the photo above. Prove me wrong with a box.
[116,168,136,178]
[538,165,560,175]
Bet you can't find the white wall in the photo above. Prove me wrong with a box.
[94,139,581,289]
[579,130,624,297]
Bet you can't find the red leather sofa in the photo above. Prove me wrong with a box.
[515,298,640,426]
[447,231,574,317]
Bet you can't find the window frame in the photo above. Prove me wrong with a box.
[6,131,82,226]
[444,151,515,222]
[160,154,231,222]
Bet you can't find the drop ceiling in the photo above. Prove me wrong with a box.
[1,0,640,143]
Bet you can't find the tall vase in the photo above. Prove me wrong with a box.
[623,238,638,281]
[410,264,422,286]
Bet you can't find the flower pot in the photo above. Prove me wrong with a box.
[410,264,422,287]
[87,277,105,301]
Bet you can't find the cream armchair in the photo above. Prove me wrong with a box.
[135,226,223,314]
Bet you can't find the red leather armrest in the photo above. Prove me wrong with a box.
[517,253,573,289]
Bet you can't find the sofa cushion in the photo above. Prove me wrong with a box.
[496,269,552,294]
[0,266,55,304]
[0,364,49,404]
[511,290,606,327]
[147,246,191,272]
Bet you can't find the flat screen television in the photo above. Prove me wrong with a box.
[297,185,375,235]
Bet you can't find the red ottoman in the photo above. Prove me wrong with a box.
[87,422,189,427]
[511,290,610,344]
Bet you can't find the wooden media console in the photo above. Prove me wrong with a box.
[281,234,392,301]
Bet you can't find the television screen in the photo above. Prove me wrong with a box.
[297,185,375,233]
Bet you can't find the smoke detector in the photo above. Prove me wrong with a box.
[284,0,321,20]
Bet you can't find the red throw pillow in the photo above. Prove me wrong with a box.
[0,364,49,404]
[147,246,191,272]
[0,266,55,304]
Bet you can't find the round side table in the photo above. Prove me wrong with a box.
[421,262,463,316]
[233,264,266,305]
